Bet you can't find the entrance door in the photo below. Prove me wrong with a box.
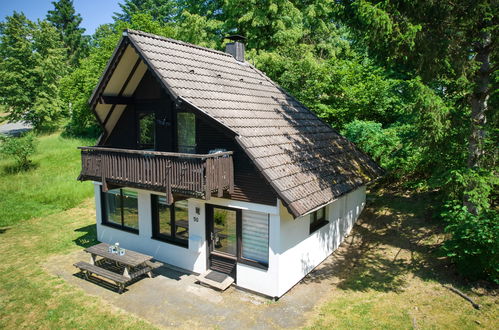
[205,204,240,277]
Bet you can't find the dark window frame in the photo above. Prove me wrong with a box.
[151,195,189,248]
[206,204,269,270]
[136,110,156,149]
[100,187,139,234]
[309,206,329,234]
[176,111,196,153]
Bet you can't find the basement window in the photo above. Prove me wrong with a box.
[101,188,139,234]
[309,206,328,234]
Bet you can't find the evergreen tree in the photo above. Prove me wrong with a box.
[46,0,88,65]
[113,0,179,23]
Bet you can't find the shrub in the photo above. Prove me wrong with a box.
[441,168,498,283]
[442,203,498,283]
[0,132,38,170]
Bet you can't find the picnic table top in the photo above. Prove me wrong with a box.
[84,242,152,268]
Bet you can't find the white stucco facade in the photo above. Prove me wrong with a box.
[93,183,366,298]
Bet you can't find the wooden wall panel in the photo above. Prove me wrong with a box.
[196,119,277,206]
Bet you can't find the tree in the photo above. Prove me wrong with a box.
[113,0,179,23]
[335,0,497,211]
[46,0,88,65]
[0,12,37,123]
[0,13,68,130]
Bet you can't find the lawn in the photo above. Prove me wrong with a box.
[0,133,95,227]
[0,133,496,329]
[306,189,498,329]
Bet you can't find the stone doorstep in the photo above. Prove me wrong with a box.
[196,270,234,291]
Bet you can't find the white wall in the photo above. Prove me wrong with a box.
[191,196,281,298]
[94,183,207,273]
[276,186,366,297]
[93,183,367,298]
[94,183,281,296]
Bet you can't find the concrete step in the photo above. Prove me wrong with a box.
[196,270,234,291]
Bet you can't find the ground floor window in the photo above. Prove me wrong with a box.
[309,206,328,234]
[101,188,139,233]
[241,210,269,268]
[151,196,189,247]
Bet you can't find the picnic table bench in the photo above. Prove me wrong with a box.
[74,243,161,293]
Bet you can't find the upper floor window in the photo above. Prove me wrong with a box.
[101,188,139,233]
[177,112,196,153]
[309,206,328,234]
[151,196,189,247]
[138,111,155,149]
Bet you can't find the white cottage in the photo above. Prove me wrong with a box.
[78,30,383,298]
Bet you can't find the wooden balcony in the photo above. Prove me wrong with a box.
[78,146,234,204]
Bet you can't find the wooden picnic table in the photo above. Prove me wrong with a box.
[84,243,153,279]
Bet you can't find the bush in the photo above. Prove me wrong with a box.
[0,132,38,170]
[442,203,498,283]
[441,168,498,283]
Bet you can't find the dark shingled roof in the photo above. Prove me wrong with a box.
[107,29,383,217]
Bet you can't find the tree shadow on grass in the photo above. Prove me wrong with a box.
[302,188,448,293]
[73,224,98,248]
[2,161,39,174]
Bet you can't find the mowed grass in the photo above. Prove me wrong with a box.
[0,133,496,329]
[0,199,156,329]
[307,189,498,329]
[0,133,95,227]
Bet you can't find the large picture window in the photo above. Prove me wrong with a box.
[177,112,196,153]
[309,206,328,234]
[152,196,189,247]
[101,188,139,233]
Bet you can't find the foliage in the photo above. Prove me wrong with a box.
[440,168,498,282]
[0,13,68,131]
[61,13,176,136]
[442,203,498,283]
[113,0,179,23]
[342,120,404,176]
[0,132,37,170]
[46,0,89,66]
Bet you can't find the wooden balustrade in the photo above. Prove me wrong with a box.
[78,146,234,204]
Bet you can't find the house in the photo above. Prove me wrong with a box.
[78,29,383,298]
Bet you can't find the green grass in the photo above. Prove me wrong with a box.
[0,199,156,329]
[307,188,498,329]
[0,133,95,227]
[0,133,496,329]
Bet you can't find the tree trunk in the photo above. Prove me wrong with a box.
[465,30,492,215]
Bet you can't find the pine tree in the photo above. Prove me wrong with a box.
[46,0,88,66]
[113,0,178,23]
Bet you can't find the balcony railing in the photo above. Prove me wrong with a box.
[78,146,234,204]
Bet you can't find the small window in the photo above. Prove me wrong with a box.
[138,112,155,149]
[309,206,328,234]
[177,112,196,153]
[101,188,139,233]
[241,210,269,268]
[152,196,189,247]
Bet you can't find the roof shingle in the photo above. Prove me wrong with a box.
[125,29,383,217]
